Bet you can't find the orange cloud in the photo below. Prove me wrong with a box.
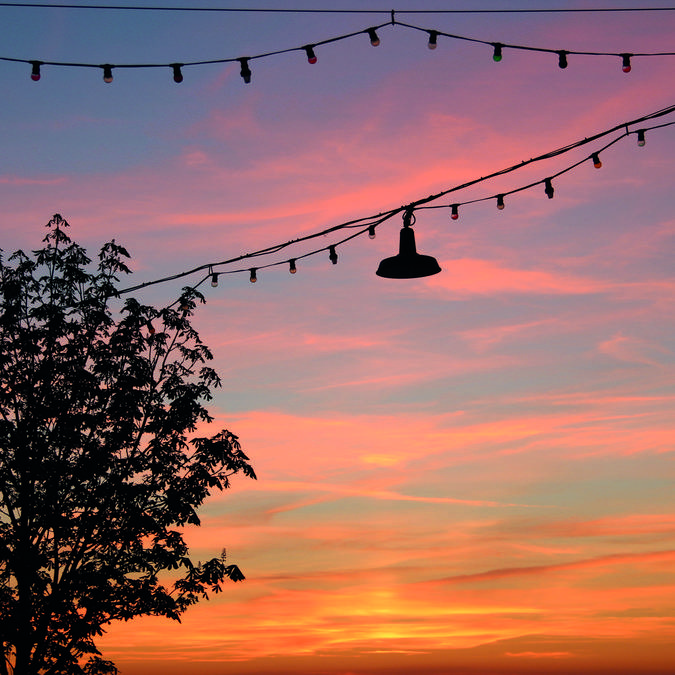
[514,513,675,540]
[505,651,572,659]
[428,549,675,586]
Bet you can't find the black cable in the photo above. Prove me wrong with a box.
[116,105,675,296]
[396,21,675,58]
[419,132,632,212]
[1,3,674,13]
[406,104,675,212]
[117,211,402,295]
[216,211,400,278]
[4,18,673,81]
[1,21,393,72]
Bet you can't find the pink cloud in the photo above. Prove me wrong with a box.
[457,318,565,352]
[426,258,607,296]
[597,332,672,365]
[200,405,675,504]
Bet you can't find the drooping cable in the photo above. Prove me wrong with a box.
[1,4,674,13]
[115,105,674,297]
[413,121,672,217]
[394,20,675,65]
[2,22,393,80]
[402,104,675,212]
[4,18,675,82]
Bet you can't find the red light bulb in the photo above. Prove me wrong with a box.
[304,45,317,64]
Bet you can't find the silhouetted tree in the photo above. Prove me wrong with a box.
[0,215,256,675]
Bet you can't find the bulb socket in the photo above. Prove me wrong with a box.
[304,45,317,64]
[30,61,41,81]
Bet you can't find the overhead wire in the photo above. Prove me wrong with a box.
[401,103,675,211]
[4,18,675,82]
[118,211,401,297]
[1,3,674,13]
[396,20,675,59]
[3,21,393,76]
[116,104,675,298]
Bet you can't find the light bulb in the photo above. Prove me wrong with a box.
[211,273,218,287]
[621,53,632,73]
[289,259,297,274]
[451,204,459,220]
[367,28,380,46]
[249,268,257,283]
[239,58,252,84]
[329,246,338,265]
[427,31,438,50]
[368,225,376,239]
[304,45,317,64]
[544,178,554,199]
[637,129,646,147]
[492,43,503,62]
[496,194,505,210]
[592,153,602,169]
[171,64,183,83]
[30,61,41,81]
[557,51,568,69]
[102,64,114,83]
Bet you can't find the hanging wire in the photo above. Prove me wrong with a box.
[395,20,675,59]
[417,129,645,213]
[118,210,401,297]
[116,104,675,298]
[399,104,675,212]
[3,18,674,80]
[1,3,674,12]
[0,21,392,75]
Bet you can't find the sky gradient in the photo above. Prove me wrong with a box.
[2,1,675,674]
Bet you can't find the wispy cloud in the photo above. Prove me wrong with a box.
[428,258,608,297]
[427,549,675,586]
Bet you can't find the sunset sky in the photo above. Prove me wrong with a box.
[2,1,675,673]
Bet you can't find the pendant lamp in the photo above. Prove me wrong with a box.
[376,210,441,279]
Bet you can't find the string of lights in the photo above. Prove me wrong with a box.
[1,3,674,13]
[116,103,675,299]
[4,18,675,84]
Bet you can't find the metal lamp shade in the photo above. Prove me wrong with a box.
[376,226,441,279]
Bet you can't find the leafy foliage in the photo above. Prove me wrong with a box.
[0,216,256,675]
